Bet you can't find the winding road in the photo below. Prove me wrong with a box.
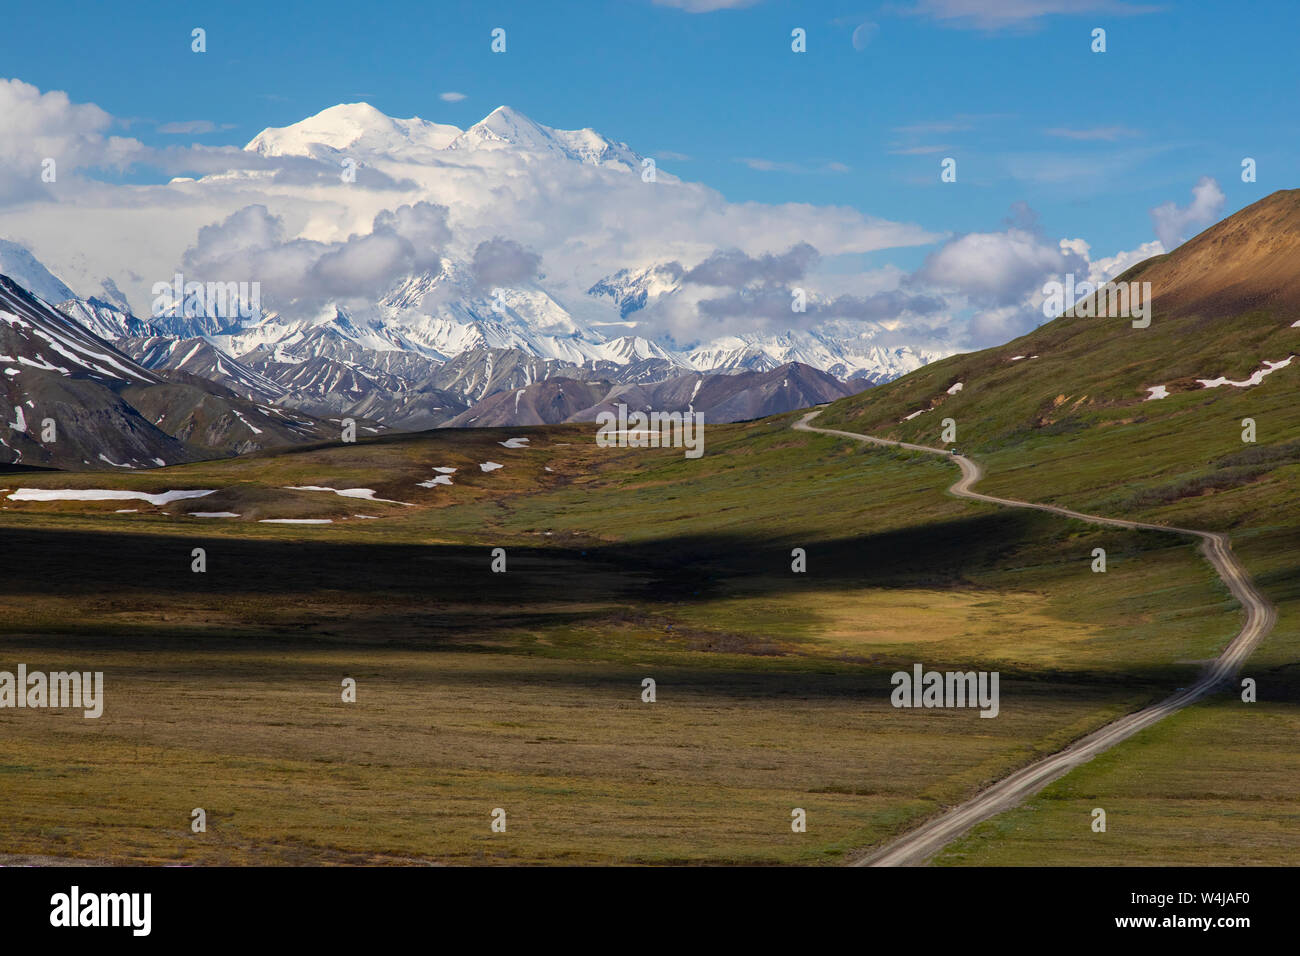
[793,409,1277,867]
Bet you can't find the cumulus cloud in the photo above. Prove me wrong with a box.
[901,202,1166,347]
[911,227,1086,308]
[1149,176,1224,250]
[683,243,818,287]
[967,304,1034,344]
[0,77,143,203]
[628,242,946,343]
[470,237,542,288]
[181,201,450,310]
[698,287,945,324]
[1083,238,1164,283]
[0,78,946,343]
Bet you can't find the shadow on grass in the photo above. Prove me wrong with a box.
[0,509,1117,604]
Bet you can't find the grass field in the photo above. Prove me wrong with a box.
[0,414,1243,864]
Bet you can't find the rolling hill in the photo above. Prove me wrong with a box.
[816,188,1300,532]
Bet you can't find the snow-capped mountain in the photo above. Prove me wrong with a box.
[587,263,685,318]
[687,332,933,383]
[245,102,462,159]
[0,239,75,306]
[446,106,641,170]
[124,102,946,390]
[124,335,288,403]
[56,297,155,341]
[583,263,942,382]
[204,258,684,374]
[244,102,640,171]
[1,271,369,469]
[5,101,948,439]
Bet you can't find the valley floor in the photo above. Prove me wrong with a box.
[0,414,1289,864]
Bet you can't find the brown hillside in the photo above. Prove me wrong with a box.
[1124,189,1300,320]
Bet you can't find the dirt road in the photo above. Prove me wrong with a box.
[794,410,1277,867]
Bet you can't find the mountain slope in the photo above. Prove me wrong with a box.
[0,239,76,305]
[443,361,853,427]
[815,188,1300,531]
[0,275,196,469]
[1,273,365,469]
[122,335,287,403]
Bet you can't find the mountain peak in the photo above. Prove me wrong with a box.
[0,239,76,305]
[448,106,641,169]
[245,102,461,157]
[450,105,551,149]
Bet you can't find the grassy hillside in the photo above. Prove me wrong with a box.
[813,190,1300,865]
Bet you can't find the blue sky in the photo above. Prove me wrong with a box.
[2,0,1296,357]
[4,0,1292,265]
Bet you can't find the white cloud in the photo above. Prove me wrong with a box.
[1149,176,1224,250]
[439,92,467,103]
[180,201,451,308]
[913,227,1085,307]
[0,80,941,321]
[1085,239,1164,283]
[0,77,143,203]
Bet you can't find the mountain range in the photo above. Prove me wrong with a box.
[2,101,941,468]
[0,251,856,469]
[1,101,943,466]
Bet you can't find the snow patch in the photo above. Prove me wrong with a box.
[1145,385,1169,401]
[7,488,215,505]
[1198,356,1293,389]
[946,382,963,395]
[499,437,529,448]
[285,485,413,505]
[479,461,504,472]
[231,410,263,435]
